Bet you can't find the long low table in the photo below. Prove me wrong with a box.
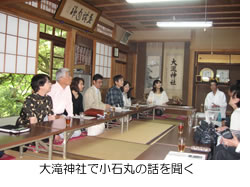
[0,105,198,160]
[0,105,157,159]
[0,124,65,159]
[136,143,192,160]
[159,105,197,117]
[136,122,209,160]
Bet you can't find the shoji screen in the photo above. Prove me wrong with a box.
[95,42,112,78]
[0,11,38,74]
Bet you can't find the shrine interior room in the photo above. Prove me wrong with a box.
[0,0,240,160]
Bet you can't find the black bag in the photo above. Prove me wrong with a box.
[193,120,218,145]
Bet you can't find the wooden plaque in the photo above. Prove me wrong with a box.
[54,0,101,32]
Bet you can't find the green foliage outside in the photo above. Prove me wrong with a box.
[0,74,33,118]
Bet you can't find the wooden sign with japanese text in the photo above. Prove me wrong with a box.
[54,0,101,32]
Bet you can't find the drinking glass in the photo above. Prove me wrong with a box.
[80,112,84,122]
[178,137,186,152]
[65,116,71,127]
[178,123,184,134]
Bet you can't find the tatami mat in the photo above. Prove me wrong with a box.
[66,136,149,160]
[98,120,173,144]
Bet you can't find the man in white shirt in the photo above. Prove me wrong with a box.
[48,68,73,117]
[204,80,227,118]
[84,74,111,111]
[48,68,81,141]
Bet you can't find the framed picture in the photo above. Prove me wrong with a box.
[113,47,119,58]
[200,68,214,82]
[216,69,230,83]
[54,0,101,32]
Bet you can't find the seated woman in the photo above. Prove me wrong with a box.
[16,74,55,126]
[147,80,169,116]
[70,77,85,116]
[120,81,132,107]
[214,86,240,160]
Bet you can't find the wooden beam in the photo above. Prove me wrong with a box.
[106,11,240,19]
[116,16,240,23]
[127,26,240,31]
[95,2,127,8]
[103,4,240,14]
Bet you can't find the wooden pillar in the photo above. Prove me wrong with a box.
[65,29,76,76]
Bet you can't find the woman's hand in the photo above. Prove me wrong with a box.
[29,117,38,124]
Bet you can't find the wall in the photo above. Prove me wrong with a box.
[130,29,192,41]
[188,28,240,105]
[129,28,240,106]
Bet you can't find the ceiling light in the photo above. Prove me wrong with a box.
[156,21,213,28]
[126,0,197,3]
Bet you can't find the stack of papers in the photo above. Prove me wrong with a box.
[164,151,206,160]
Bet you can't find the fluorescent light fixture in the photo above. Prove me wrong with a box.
[126,0,197,3]
[156,21,213,28]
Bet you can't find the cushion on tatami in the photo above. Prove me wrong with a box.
[0,153,16,160]
[97,120,173,144]
[66,136,149,160]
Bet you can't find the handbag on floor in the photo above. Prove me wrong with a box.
[193,120,218,145]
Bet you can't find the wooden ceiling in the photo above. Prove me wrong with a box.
[1,0,240,31]
[83,0,240,31]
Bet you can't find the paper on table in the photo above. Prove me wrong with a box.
[72,115,96,120]
[164,151,206,160]
[84,116,96,120]
[115,107,132,112]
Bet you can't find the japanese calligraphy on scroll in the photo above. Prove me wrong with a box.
[54,0,101,32]
[162,42,185,99]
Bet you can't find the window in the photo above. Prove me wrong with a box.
[0,11,38,74]
[25,0,59,14]
[95,42,112,78]
[40,23,67,38]
[38,23,66,80]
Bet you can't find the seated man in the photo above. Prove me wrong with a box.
[48,68,81,141]
[204,79,227,119]
[84,74,111,111]
[105,74,124,107]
